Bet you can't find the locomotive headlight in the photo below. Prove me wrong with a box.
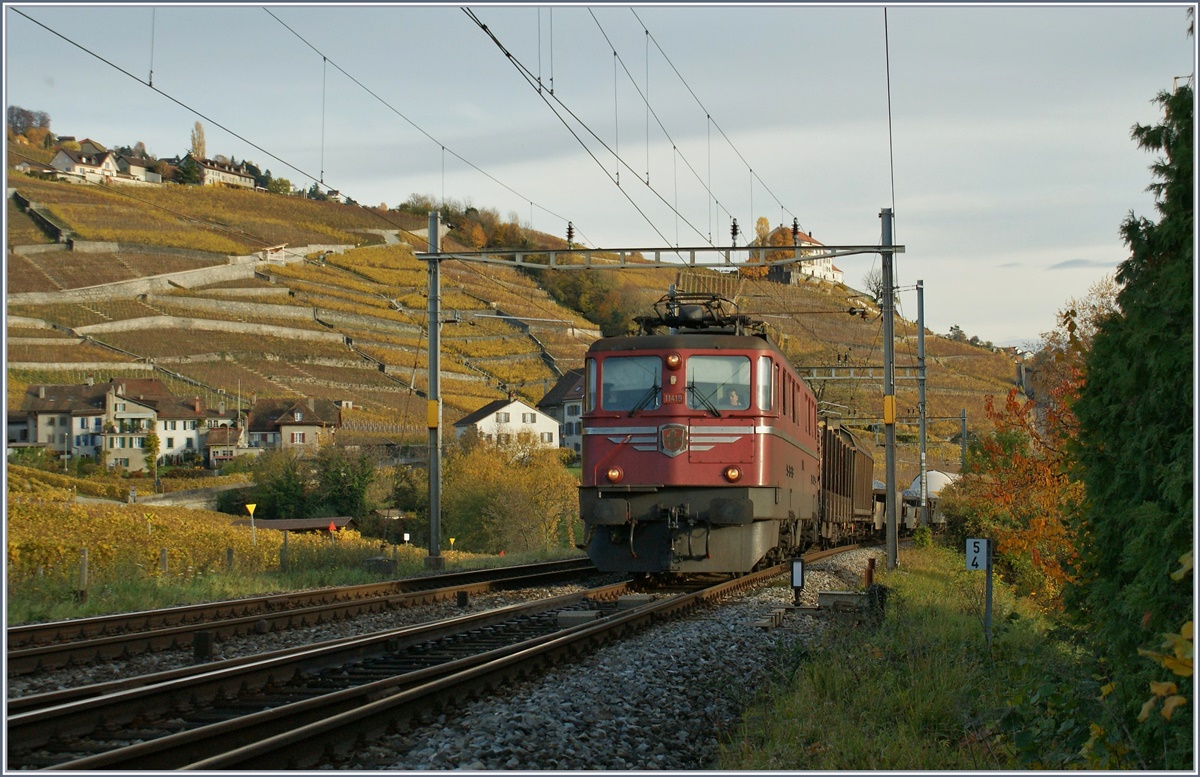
[666,352,682,369]
[723,466,742,483]
[606,466,624,483]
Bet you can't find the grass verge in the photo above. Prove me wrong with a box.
[718,543,1090,770]
[7,546,580,625]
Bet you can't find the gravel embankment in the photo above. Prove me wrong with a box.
[347,547,887,771]
[10,547,886,771]
[6,582,613,699]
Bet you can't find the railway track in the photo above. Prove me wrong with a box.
[7,544,867,770]
[6,558,597,675]
[9,580,636,770]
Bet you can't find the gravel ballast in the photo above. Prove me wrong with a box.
[9,547,887,770]
[347,547,887,771]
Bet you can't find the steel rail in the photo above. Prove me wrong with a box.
[18,544,880,770]
[8,558,594,648]
[11,581,634,769]
[181,562,787,770]
[7,558,596,675]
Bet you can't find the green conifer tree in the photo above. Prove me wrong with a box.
[1068,79,1193,768]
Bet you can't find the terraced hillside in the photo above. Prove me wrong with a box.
[7,246,602,445]
[6,175,1021,472]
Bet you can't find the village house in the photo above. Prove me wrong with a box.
[77,138,108,155]
[763,227,844,286]
[115,155,162,184]
[453,396,560,449]
[49,147,119,183]
[536,368,585,455]
[245,397,342,453]
[176,153,255,189]
[12,377,238,472]
[198,157,255,189]
[14,160,57,176]
[206,424,251,468]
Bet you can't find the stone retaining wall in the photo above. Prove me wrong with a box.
[195,287,291,299]
[317,308,423,336]
[9,337,87,345]
[146,294,317,321]
[8,316,55,328]
[74,316,347,343]
[7,264,260,305]
[153,353,224,364]
[6,362,155,372]
[70,240,120,253]
[10,243,68,255]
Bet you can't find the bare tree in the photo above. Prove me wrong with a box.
[863,266,886,303]
[190,121,206,159]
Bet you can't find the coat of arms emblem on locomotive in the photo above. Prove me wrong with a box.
[659,424,688,457]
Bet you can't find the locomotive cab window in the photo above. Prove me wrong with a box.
[599,356,662,412]
[585,358,597,412]
[687,355,751,410]
[757,356,773,411]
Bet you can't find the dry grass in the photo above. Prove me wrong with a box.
[90,329,352,360]
[6,251,61,293]
[7,341,131,363]
[8,177,402,253]
[6,200,56,247]
[8,303,112,328]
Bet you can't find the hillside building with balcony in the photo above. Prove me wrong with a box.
[13,377,238,472]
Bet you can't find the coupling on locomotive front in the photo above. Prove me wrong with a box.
[579,291,853,576]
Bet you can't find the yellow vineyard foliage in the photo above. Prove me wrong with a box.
[7,495,381,583]
[8,465,251,499]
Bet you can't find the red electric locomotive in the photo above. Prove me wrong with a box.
[580,291,849,575]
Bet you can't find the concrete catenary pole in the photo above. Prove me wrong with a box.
[881,208,898,570]
[426,212,444,570]
[918,280,928,526]
[961,409,968,470]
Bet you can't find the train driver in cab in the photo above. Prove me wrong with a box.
[722,386,749,410]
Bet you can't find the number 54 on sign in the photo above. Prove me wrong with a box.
[966,538,989,570]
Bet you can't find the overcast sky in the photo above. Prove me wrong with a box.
[4,2,1195,347]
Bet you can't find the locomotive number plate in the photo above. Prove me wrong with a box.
[663,392,684,404]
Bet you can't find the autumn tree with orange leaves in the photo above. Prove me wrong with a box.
[940,379,1084,606]
[739,217,799,280]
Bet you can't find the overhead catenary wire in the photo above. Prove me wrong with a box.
[148,8,155,87]
[9,7,431,242]
[262,8,579,241]
[463,7,681,249]
[587,10,735,243]
[9,6,580,255]
[320,55,327,185]
[468,6,794,254]
[21,6,814,262]
[37,3,794,258]
[12,8,320,198]
[631,8,805,237]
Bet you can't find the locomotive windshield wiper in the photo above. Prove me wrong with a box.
[687,383,721,417]
[628,384,661,417]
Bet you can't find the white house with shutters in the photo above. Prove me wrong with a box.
[49,148,119,183]
[453,397,560,448]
